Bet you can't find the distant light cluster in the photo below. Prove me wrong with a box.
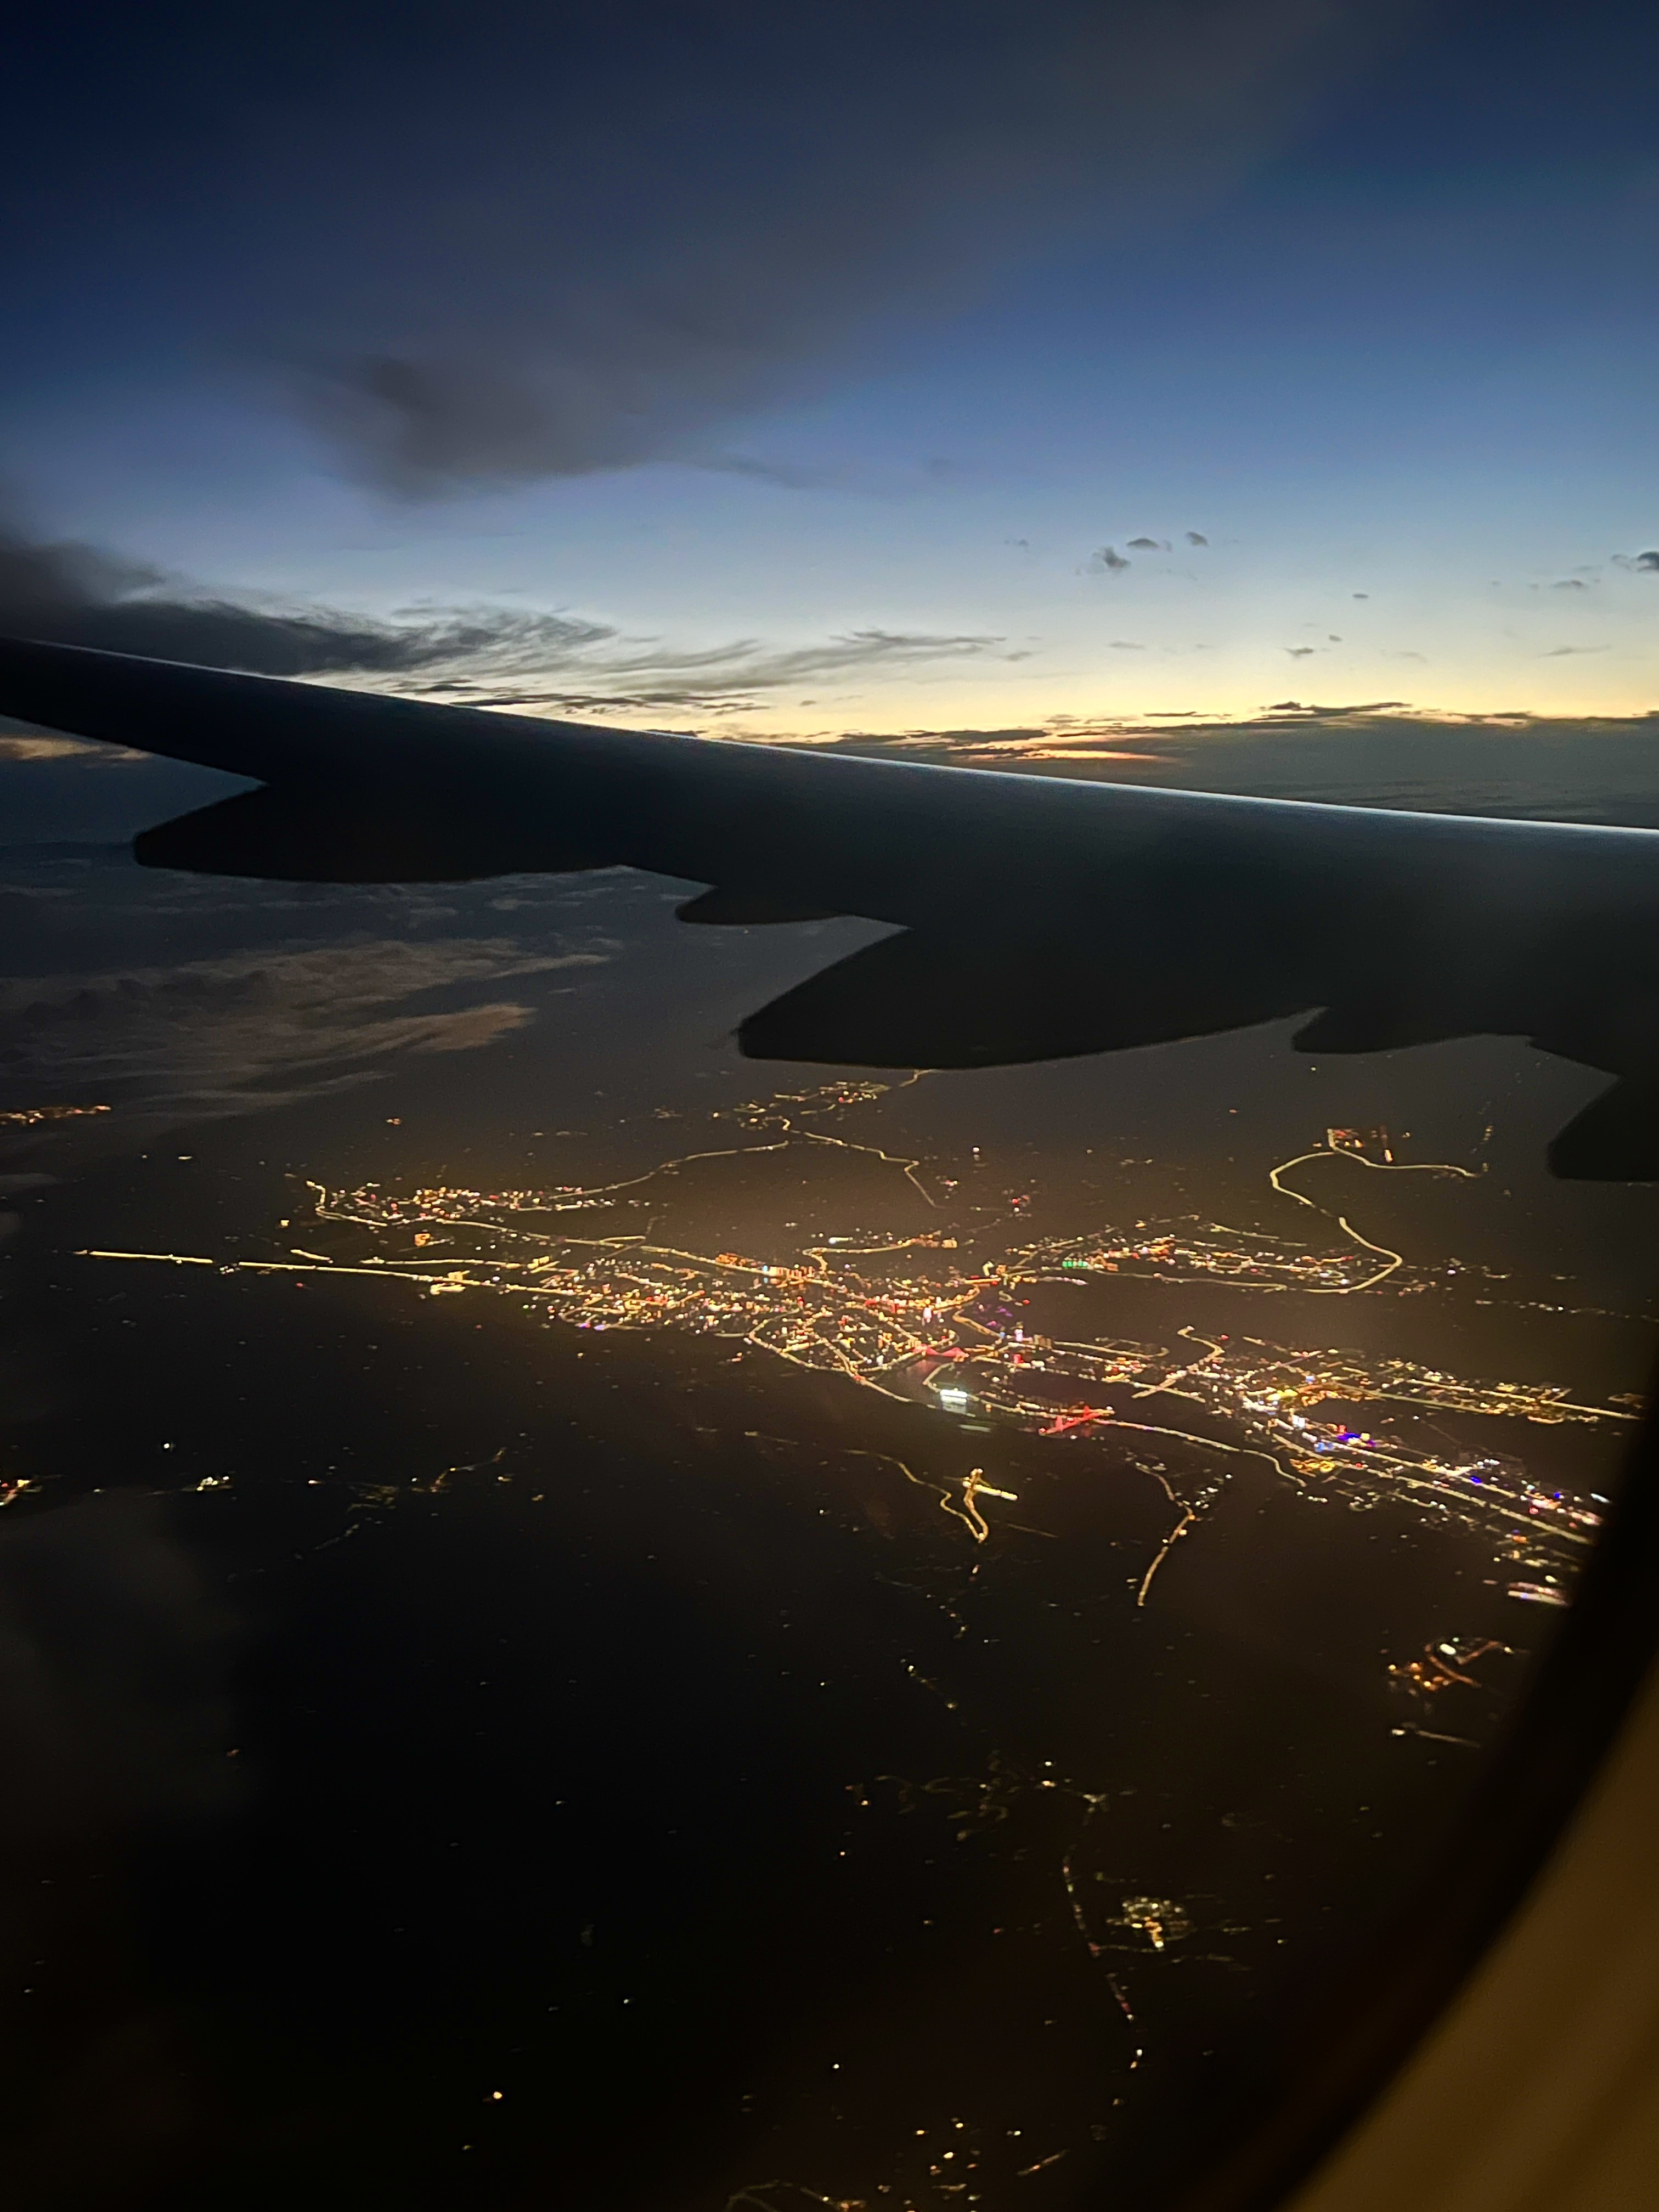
[81,1084,1629,1614]
[299,1167,1617,1594]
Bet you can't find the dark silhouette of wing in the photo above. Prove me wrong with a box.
[5,634,1659,1176]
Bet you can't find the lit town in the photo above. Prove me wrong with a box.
[86,1085,1625,1609]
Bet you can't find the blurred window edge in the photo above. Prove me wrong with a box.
[1171,1353,1659,2212]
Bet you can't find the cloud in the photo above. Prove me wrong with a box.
[1285,645,1316,657]
[795,708,1659,828]
[1614,551,1659,573]
[1109,640,1145,651]
[6,3,1397,495]
[698,453,850,490]
[1084,545,1130,575]
[1541,644,1609,657]
[0,938,599,1130]
[453,627,1013,716]
[1185,532,1210,547]
[0,513,609,679]
[1257,699,1408,718]
[0,734,102,761]
[1125,536,1168,551]
[0,510,1006,712]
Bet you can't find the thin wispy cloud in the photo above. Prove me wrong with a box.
[0,939,596,1130]
[454,628,1014,716]
[0,734,101,762]
[0,512,1011,716]
[0,515,607,679]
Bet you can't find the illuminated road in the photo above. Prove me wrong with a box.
[82,1088,1624,1607]
[1266,1141,1483,1293]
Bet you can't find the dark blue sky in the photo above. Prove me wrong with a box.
[4,0,1656,730]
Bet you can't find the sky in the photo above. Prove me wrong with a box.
[3,0,1657,736]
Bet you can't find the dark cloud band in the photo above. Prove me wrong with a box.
[0,514,1007,708]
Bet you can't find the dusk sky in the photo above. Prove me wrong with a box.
[5,0,1657,733]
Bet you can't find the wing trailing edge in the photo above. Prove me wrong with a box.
[8,635,1659,1176]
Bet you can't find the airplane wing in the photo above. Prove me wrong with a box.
[4,633,1658,1176]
